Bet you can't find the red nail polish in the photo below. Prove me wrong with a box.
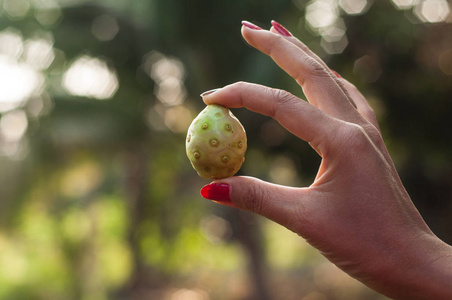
[242,20,262,30]
[201,183,231,202]
[331,70,342,78]
[271,20,292,37]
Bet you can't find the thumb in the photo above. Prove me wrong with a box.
[201,176,308,231]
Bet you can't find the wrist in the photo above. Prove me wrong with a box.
[369,233,452,299]
[408,236,452,300]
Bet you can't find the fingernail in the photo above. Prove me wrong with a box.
[242,20,262,30]
[271,20,292,37]
[201,183,231,202]
[331,70,342,78]
[200,89,217,97]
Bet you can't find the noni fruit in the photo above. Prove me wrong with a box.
[186,104,247,180]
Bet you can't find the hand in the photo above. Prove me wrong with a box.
[200,21,452,299]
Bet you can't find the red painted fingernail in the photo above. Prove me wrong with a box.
[200,89,218,97]
[331,70,342,78]
[242,20,262,30]
[271,20,292,37]
[201,183,231,202]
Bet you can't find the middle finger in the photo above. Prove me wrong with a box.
[241,23,363,124]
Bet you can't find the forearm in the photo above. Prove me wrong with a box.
[368,234,452,300]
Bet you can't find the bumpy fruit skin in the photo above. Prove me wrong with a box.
[186,104,247,180]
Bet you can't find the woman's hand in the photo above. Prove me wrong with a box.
[200,21,452,299]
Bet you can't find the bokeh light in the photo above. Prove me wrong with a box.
[0,50,44,117]
[353,55,382,83]
[0,56,43,110]
[306,0,339,30]
[0,110,28,142]
[92,15,120,41]
[149,52,187,107]
[163,105,192,133]
[23,36,55,70]
[34,0,62,26]
[0,28,23,60]
[304,0,375,54]
[62,56,119,100]
[390,0,419,10]
[339,0,370,15]
[201,215,232,244]
[3,0,30,19]
[414,0,450,23]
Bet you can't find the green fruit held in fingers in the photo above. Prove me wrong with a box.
[186,104,247,180]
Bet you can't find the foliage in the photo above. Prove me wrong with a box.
[0,0,450,299]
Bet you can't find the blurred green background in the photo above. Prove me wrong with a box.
[0,0,451,299]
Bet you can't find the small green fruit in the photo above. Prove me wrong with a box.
[186,104,247,179]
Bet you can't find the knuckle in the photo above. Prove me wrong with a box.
[336,122,387,159]
[365,125,386,151]
[344,81,378,118]
[296,58,329,86]
[344,79,358,92]
[363,108,379,125]
[340,123,372,153]
[241,182,266,215]
[305,57,327,77]
[250,185,266,215]
[271,88,294,102]
[306,57,325,74]
[362,106,376,116]
[232,81,248,90]
[268,88,298,118]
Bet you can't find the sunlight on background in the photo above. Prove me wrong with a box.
[414,0,450,23]
[33,0,62,26]
[143,51,193,133]
[390,0,419,9]
[23,36,55,70]
[163,105,193,133]
[0,110,28,143]
[62,56,119,100]
[306,0,339,30]
[339,0,370,15]
[2,0,30,19]
[0,29,44,112]
[0,27,49,159]
[391,0,451,23]
[304,0,371,54]
[0,56,43,109]
[0,28,23,60]
[149,51,186,106]
[304,0,451,54]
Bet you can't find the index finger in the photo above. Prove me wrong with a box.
[201,82,340,155]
